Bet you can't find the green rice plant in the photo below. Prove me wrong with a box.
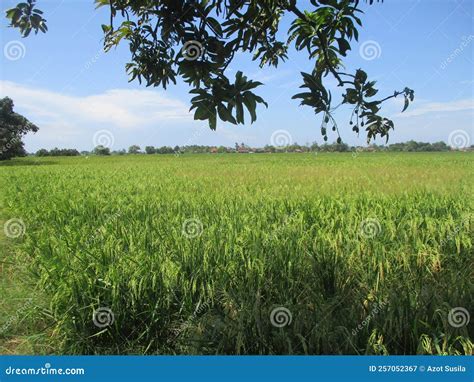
[1,152,472,354]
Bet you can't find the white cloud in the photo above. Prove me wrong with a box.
[249,68,293,83]
[396,98,474,117]
[0,80,196,150]
[0,80,193,130]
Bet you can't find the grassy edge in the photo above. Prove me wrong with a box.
[0,207,52,354]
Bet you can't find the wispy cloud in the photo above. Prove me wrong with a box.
[0,80,197,150]
[396,98,474,117]
[0,80,193,130]
[249,68,293,83]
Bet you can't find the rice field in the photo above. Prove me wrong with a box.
[0,152,472,355]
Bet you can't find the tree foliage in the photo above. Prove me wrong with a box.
[36,148,81,156]
[0,97,39,160]
[6,0,414,143]
[5,0,47,37]
[93,145,111,155]
[128,144,141,154]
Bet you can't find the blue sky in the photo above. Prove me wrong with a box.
[1,0,473,152]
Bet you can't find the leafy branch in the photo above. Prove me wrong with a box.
[5,0,414,142]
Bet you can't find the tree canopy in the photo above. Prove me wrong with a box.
[6,0,414,143]
[0,97,39,160]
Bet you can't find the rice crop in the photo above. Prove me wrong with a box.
[1,152,472,355]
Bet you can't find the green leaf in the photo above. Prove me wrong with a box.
[336,38,351,56]
[242,93,257,123]
[402,97,409,112]
[194,105,210,120]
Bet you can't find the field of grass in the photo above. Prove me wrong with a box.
[0,152,472,355]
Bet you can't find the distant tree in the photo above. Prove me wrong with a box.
[431,141,449,151]
[128,145,141,154]
[36,148,49,157]
[41,148,80,156]
[0,97,39,160]
[319,142,350,152]
[64,148,80,156]
[157,146,174,154]
[145,146,156,154]
[264,145,276,153]
[7,0,414,143]
[49,147,60,156]
[93,145,111,156]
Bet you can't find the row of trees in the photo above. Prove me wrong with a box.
[36,148,80,156]
[32,141,470,157]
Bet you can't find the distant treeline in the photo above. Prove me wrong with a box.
[36,148,81,156]
[35,141,472,157]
